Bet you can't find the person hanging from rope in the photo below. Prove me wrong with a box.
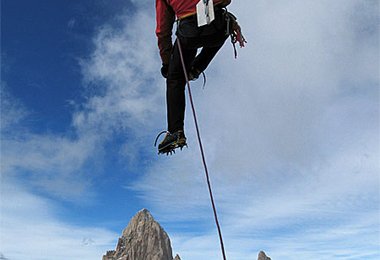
[155,0,246,155]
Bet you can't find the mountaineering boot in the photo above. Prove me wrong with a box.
[158,130,187,155]
[173,130,187,148]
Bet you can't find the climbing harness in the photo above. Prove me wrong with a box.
[224,10,247,58]
[177,38,227,260]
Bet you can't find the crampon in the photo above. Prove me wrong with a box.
[154,130,187,155]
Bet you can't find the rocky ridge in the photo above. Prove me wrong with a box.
[258,250,271,260]
[102,208,271,260]
[102,209,176,260]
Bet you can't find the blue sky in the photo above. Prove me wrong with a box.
[1,1,379,259]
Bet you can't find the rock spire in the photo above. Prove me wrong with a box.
[102,209,177,260]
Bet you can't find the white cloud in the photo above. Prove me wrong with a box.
[0,4,164,259]
[0,88,100,200]
[1,133,99,200]
[78,8,163,135]
[0,7,162,200]
[1,0,378,259]
[125,0,379,258]
[0,177,117,260]
[0,83,29,133]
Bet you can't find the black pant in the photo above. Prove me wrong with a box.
[166,9,228,133]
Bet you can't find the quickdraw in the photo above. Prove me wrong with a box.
[225,10,247,58]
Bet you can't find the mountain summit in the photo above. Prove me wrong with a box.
[102,209,178,260]
[102,208,271,260]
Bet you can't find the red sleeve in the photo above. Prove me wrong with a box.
[156,0,175,65]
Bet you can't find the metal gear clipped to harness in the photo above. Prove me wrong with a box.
[224,10,247,58]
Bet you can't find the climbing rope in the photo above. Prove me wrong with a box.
[176,38,227,260]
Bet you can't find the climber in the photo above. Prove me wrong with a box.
[155,0,244,155]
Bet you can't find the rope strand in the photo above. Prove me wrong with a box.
[176,38,227,260]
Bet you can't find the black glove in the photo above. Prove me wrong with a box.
[161,64,169,78]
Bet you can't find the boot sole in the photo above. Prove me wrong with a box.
[158,139,187,155]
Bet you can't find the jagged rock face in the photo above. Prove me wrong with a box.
[173,254,181,260]
[258,251,271,260]
[103,209,174,260]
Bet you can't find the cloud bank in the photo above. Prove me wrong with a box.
[1,4,163,259]
[1,0,379,259]
[128,1,379,259]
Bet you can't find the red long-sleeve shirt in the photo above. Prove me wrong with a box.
[156,0,230,64]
